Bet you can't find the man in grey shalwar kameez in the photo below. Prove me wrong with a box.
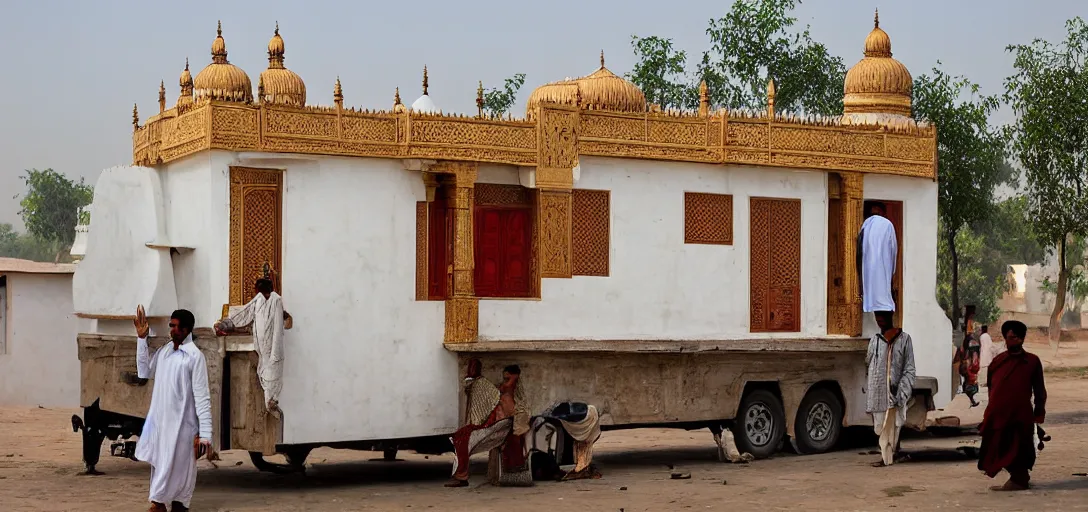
[866,310,916,467]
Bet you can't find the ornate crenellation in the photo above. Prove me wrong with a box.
[134,101,936,180]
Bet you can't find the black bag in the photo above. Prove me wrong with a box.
[545,402,589,423]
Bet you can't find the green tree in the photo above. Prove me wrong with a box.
[627,0,846,114]
[1004,17,1088,343]
[0,223,68,262]
[937,221,1004,324]
[15,168,93,255]
[481,73,526,118]
[912,65,1007,328]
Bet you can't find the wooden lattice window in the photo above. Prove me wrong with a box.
[572,189,610,276]
[750,197,802,333]
[684,192,733,245]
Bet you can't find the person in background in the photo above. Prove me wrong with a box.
[857,202,898,315]
[956,335,982,407]
[865,310,916,467]
[979,325,1003,387]
[978,320,1047,491]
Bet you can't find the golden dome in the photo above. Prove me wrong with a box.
[526,51,646,117]
[193,21,254,103]
[843,10,912,117]
[259,23,306,106]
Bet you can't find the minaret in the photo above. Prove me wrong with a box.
[767,79,776,119]
[158,80,166,113]
[698,80,709,116]
[132,103,139,130]
[334,77,343,108]
[476,80,484,118]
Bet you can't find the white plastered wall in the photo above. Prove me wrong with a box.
[0,273,79,407]
[479,156,828,340]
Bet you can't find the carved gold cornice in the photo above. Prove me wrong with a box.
[134,102,937,180]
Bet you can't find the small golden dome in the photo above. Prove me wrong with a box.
[526,51,646,117]
[843,10,912,117]
[193,21,254,103]
[259,23,306,106]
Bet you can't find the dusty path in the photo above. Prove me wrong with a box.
[2,374,1086,511]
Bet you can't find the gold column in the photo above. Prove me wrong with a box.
[840,172,864,336]
[438,162,479,343]
[535,104,579,279]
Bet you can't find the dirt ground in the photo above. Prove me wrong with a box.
[3,345,1087,512]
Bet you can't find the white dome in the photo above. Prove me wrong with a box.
[411,94,439,114]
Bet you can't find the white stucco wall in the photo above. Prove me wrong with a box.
[274,156,452,444]
[479,157,829,340]
[0,273,80,407]
[862,174,954,407]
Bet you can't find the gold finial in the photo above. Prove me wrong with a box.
[211,20,228,63]
[394,86,402,106]
[258,74,265,103]
[476,80,484,118]
[874,8,879,28]
[185,57,189,72]
[422,65,429,95]
[217,20,222,37]
[698,80,709,116]
[334,77,343,108]
[132,103,139,130]
[158,80,166,113]
[767,79,776,118]
[600,50,605,69]
[275,21,279,36]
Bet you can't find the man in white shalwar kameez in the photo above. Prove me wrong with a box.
[215,268,291,415]
[857,202,898,313]
[134,307,213,512]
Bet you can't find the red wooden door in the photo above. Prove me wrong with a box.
[502,209,531,296]
[475,208,503,297]
[428,197,448,300]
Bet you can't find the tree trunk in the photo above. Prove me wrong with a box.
[1049,235,1069,354]
[948,228,961,332]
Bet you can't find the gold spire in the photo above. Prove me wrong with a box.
[194,21,253,103]
[158,80,166,113]
[257,74,265,103]
[874,8,880,28]
[393,86,406,113]
[422,66,429,95]
[268,21,285,68]
[177,59,194,107]
[698,80,709,116]
[600,50,605,69]
[132,103,139,130]
[767,79,776,118]
[334,77,343,108]
[476,80,484,117]
[843,9,912,118]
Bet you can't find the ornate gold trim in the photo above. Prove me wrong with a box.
[134,102,936,180]
[539,189,573,278]
[228,167,283,306]
[415,201,428,301]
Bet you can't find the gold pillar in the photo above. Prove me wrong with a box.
[840,172,864,336]
[535,104,579,280]
[436,162,479,343]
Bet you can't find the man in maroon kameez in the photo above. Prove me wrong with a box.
[978,320,1047,491]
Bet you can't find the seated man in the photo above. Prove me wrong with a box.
[215,263,291,415]
[446,361,530,487]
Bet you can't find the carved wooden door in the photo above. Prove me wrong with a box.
[750,197,802,332]
[229,167,283,306]
[428,195,450,300]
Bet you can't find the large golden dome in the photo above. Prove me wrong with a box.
[193,21,253,103]
[259,23,306,106]
[842,10,912,117]
[527,52,646,117]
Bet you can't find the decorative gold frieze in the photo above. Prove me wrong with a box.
[134,101,936,180]
[539,189,573,278]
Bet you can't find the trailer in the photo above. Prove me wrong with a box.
[71,16,952,475]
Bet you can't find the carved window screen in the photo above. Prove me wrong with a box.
[572,189,610,277]
[750,197,801,333]
[684,192,733,245]
[229,167,283,306]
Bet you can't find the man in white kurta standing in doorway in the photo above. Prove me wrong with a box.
[134,305,213,512]
[215,262,292,415]
[857,201,898,316]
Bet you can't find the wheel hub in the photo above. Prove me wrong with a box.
[806,402,834,442]
[744,403,775,446]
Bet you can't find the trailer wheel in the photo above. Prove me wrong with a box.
[731,389,786,459]
[793,388,843,454]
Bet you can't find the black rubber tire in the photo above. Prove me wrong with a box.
[284,447,312,468]
[793,388,844,455]
[731,389,786,459]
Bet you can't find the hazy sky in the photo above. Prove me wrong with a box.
[0,0,1079,227]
